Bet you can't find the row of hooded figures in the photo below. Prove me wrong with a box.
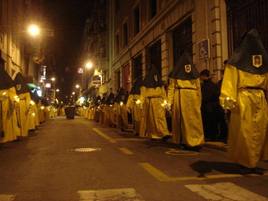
[0,58,58,144]
[80,29,268,173]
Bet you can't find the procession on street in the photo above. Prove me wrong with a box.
[78,29,268,173]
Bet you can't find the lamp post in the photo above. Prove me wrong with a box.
[83,60,94,90]
[85,61,93,70]
[27,24,41,38]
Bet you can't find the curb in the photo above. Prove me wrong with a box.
[204,142,228,152]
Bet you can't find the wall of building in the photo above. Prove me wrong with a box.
[0,0,43,82]
[109,0,229,91]
[80,0,109,93]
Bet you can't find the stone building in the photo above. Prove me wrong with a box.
[107,0,268,92]
[80,0,109,94]
[0,0,44,82]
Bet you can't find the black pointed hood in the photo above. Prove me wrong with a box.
[30,90,40,103]
[94,95,101,106]
[105,92,115,105]
[142,64,163,88]
[14,72,30,94]
[0,64,14,90]
[130,76,143,95]
[227,29,268,74]
[114,88,127,103]
[169,52,199,80]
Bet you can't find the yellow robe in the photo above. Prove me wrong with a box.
[38,103,45,123]
[167,78,204,147]
[0,89,16,143]
[0,87,20,143]
[220,64,268,168]
[140,86,170,139]
[127,94,142,134]
[116,102,130,130]
[17,92,31,137]
[9,88,20,138]
[113,103,121,128]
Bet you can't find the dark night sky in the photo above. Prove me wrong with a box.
[42,0,92,97]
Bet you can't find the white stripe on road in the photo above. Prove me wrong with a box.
[92,128,117,143]
[78,188,144,200]
[0,194,15,201]
[185,182,268,201]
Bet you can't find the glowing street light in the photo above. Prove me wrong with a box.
[56,89,60,92]
[51,77,56,82]
[85,61,93,70]
[27,24,41,37]
[72,92,75,95]
[75,84,80,89]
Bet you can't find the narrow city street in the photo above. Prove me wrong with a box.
[0,117,268,201]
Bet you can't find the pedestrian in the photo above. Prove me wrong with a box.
[220,29,268,173]
[167,51,204,149]
[200,69,219,141]
[215,68,228,142]
[139,64,170,140]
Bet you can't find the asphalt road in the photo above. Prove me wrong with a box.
[0,117,268,201]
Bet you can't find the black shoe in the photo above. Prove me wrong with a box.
[162,135,171,142]
[239,166,264,175]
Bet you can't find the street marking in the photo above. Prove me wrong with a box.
[165,148,200,156]
[119,147,134,155]
[140,163,268,182]
[116,138,146,142]
[92,128,117,143]
[139,163,171,182]
[74,147,101,153]
[0,194,15,201]
[185,182,268,201]
[78,188,144,201]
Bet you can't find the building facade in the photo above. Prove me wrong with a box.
[107,0,268,92]
[0,0,44,82]
[107,0,229,92]
[80,0,109,94]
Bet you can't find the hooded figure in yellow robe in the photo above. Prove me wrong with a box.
[94,96,102,122]
[140,64,170,139]
[98,95,106,124]
[220,29,268,169]
[0,63,18,143]
[14,72,32,137]
[115,88,130,131]
[29,91,40,129]
[167,52,204,148]
[103,92,115,127]
[126,76,143,135]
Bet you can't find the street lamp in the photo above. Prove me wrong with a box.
[85,61,93,70]
[75,84,80,89]
[72,92,75,95]
[56,89,60,92]
[27,24,41,37]
[51,77,56,82]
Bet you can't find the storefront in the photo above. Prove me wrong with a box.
[172,17,192,64]
[147,40,162,76]
[132,54,143,83]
